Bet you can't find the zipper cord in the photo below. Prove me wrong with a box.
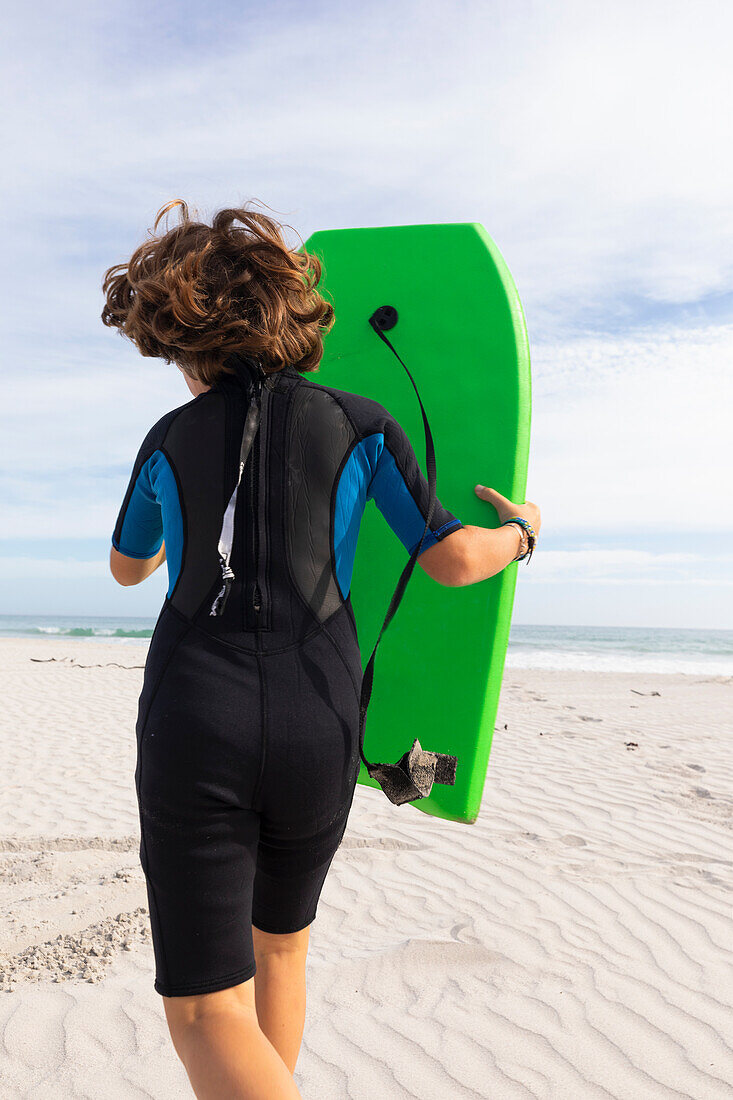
[210,363,264,617]
[354,309,459,806]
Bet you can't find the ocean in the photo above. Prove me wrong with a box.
[1,615,731,676]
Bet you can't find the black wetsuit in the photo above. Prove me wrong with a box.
[112,357,462,997]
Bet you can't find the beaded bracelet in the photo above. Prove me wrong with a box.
[501,516,536,563]
[503,522,528,560]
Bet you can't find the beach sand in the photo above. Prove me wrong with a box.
[0,636,731,1099]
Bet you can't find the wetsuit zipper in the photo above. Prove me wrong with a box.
[245,380,271,631]
[248,426,259,621]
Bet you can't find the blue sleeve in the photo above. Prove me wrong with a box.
[366,414,463,556]
[112,444,164,560]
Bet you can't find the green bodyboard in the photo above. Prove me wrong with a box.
[301,224,531,824]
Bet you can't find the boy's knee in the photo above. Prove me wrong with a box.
[163,979,258,1033]
[252,923,311,959]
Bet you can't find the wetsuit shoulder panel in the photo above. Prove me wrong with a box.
[285,382,356,621]
[161,392,229,615]
[313,383,463,579]
[111,393,217,605]
[366,411,463,556]
[111,402,191,561]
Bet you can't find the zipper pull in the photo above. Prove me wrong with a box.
[252,584,262,613]
[210,561,235,616]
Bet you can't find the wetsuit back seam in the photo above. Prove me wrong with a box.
[162,594,351,657]
[251,653,267,811]
[281,385,334,632]
[329,434,364,604]
[320,620,363,709]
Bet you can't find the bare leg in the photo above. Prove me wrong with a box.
[252,923,310,1074]
[163,978,302,1100]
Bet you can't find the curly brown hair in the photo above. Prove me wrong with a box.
[101,199,335,383]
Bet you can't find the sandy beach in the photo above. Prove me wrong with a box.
[0,636,731,1099]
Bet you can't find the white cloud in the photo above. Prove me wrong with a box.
[0,557,109,579]
[522,548,733,586]
[1,0,732,332]
[1,0,732,624]
[527,322,733,531]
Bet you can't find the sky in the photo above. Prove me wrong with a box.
[1,0,732,629]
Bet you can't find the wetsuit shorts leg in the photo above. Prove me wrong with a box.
[134,604,362,998]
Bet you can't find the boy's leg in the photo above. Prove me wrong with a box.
[252,923,311,1074]
[163,978,301,1100]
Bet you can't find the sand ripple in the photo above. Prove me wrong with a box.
[0,640,731,1098]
